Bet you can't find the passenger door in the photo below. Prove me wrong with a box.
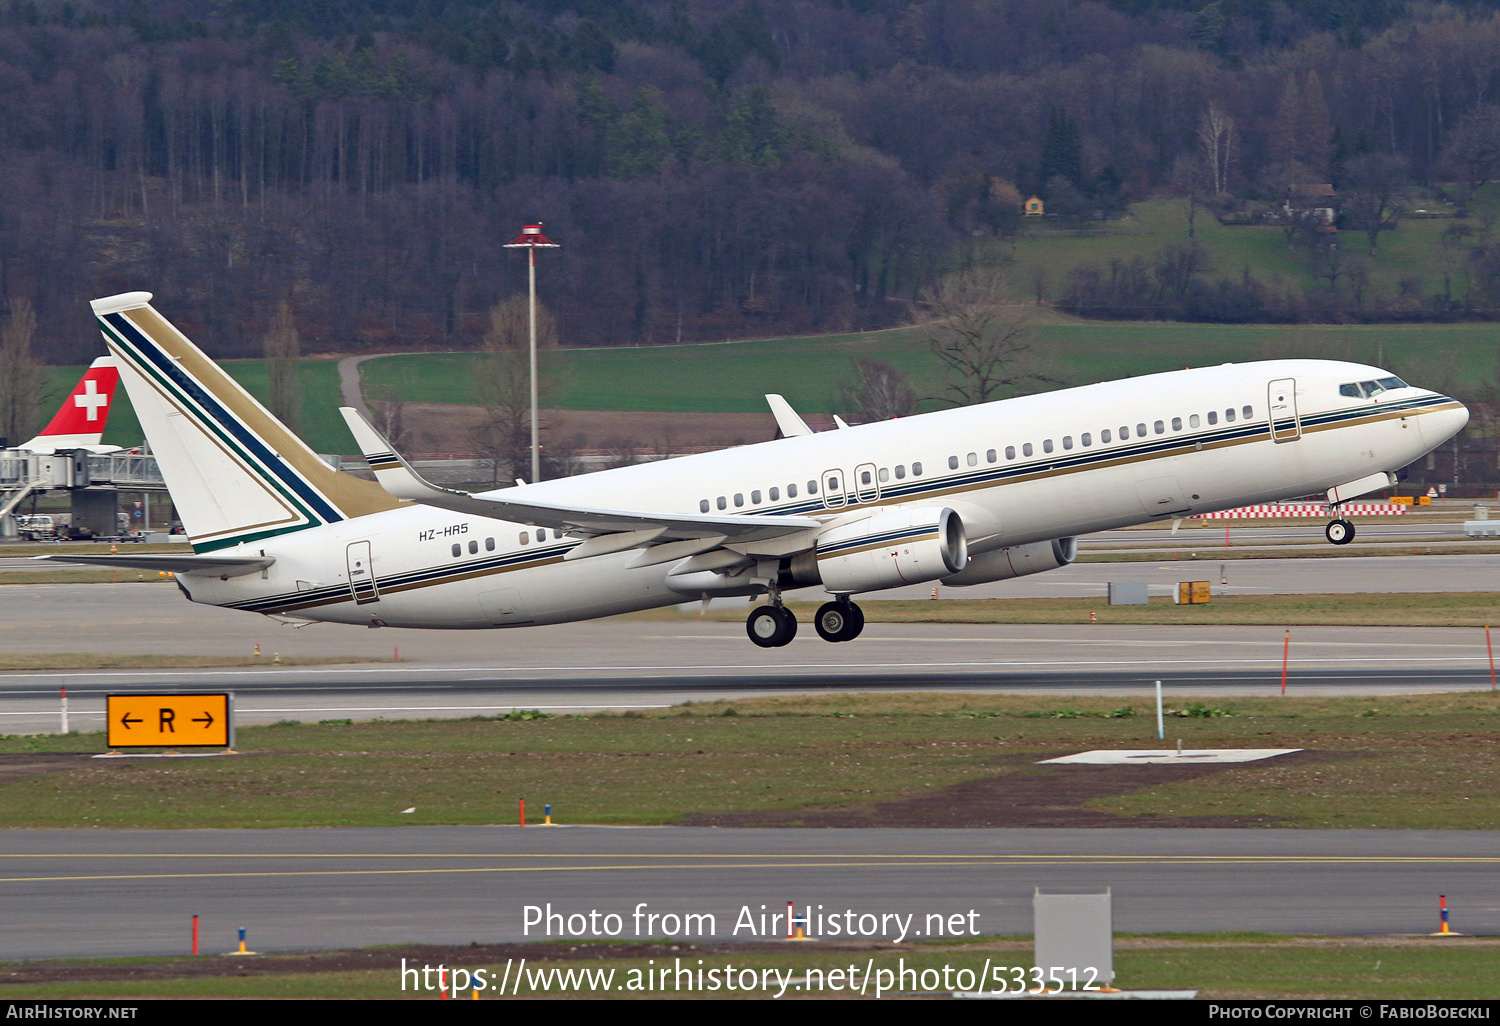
[853,462,880,504]
[346,541,379,605]
[1268,378,1301,443]
[821,469,847,510]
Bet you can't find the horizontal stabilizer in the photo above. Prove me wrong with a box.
[36,553,274,578]
[340,407,820,543]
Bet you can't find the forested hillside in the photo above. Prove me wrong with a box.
[5,0,1500,362]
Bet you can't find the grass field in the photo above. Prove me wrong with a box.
[0,653,390,670]
[3,692,1498,830]
[1,935,1495,999]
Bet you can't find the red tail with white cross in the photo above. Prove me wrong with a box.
[22,357,120,450]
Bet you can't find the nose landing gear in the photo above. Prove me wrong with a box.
[813,598,865,642]
[1325,517,1355,545]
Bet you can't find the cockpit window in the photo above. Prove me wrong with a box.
[1341,377,1408,399]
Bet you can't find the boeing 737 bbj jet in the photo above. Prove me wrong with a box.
[47,292,1468,647]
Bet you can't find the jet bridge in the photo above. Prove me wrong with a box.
[0,448,167,538]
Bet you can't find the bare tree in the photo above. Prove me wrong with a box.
[840,357,918,423]
[914,268,1053,406]
[1444,104,1500,193]
[263,301,301,433]
[0,298,44,447]
[1197,101,1235,195]
[367,384,413,453]
[471,295,561,487]
[1341,153,1409,256]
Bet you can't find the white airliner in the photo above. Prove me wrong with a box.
[47,292,1467,647]
[13,356,122,454]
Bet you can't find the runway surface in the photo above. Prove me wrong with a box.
[1,581,1498,731]
[1,827,1493,958]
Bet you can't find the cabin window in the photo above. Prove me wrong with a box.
[986,449,997,463]
[878,468,889,482]
[1224,408,1235,422]
[770,486,780,500]
[948,455,959,470]
[1137,422,1148,436]
[717,496,727,510]
[468,540,478,554]
[1005,446,1016,459]
[1207,411,1217,425]
[967,452,978,466]
[1022,443,1033,457]
[751,489,762,504]
[1081,433,1091,447]
[1377,376,1408,390]
[734,493,744,507]
[1062,436,1073,450]
[1171,417,1182,431]
[788,483,798,497]
[452,543,462,557]
[912,462,923,476]
[808,479,819,494]
[1242,405,1253,419]
[860,470,872,485]
[1153,421,1165,434]
[485,537,495,552]
[537,528,547,541]
[699,499,710,513]
[1189,414,1200,428]
[1101,429,1112,443]
[1043,439,1054,453]
[1119,425,1129,439]
[894,465,905,479]
[519,532,529,545]
[1339,383,1361,398]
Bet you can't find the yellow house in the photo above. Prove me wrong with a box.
[1024,196,1045,216]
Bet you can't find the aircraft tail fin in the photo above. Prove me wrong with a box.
[91,292,401,551]
[18,357,119,451]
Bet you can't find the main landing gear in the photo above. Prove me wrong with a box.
[813,598,865,643]
[1325,517,1355,545]
[746,603,798,648]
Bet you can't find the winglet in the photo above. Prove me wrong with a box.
[765,394,813,437]
[339,407,449,505]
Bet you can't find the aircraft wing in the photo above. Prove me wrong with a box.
[339,408,820,543]
[34,554,274,578]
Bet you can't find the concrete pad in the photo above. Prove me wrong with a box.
[1040,748,1302,765]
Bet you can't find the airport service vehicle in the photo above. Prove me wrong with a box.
[12,356,122,454]
[47,291,1468,648]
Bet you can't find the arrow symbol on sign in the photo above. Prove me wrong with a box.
[120,712,142,729]
[192,711,214,728]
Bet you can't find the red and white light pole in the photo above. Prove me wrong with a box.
[503,224,560,485]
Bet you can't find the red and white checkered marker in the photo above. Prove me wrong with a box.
[1194,503,1405,519]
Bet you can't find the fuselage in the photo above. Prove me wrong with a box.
[177,359,1467,629]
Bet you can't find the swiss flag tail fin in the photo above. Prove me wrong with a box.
[35,357,119,444]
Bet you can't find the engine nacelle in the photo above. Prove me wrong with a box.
[941,537,1077,586]
[814,507,968,595]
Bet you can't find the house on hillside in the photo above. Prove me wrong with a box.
[1282,183,1338,230]
[1023,196,1045,216]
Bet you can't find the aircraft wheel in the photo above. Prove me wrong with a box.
[842,601,865,641]
[1325,518,1355,545]
[747,605,791,648]
[775,606,798,645]
[814,600,863,642]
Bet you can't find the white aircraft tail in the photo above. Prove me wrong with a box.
[91,292,400,551]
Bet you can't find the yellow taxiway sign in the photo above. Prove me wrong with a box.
[107,694,231,748]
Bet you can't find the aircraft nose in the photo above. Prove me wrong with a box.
[1421,399,1469,447]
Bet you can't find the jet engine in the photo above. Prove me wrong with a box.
[941,537,1077,586]
[811,506,968,594]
